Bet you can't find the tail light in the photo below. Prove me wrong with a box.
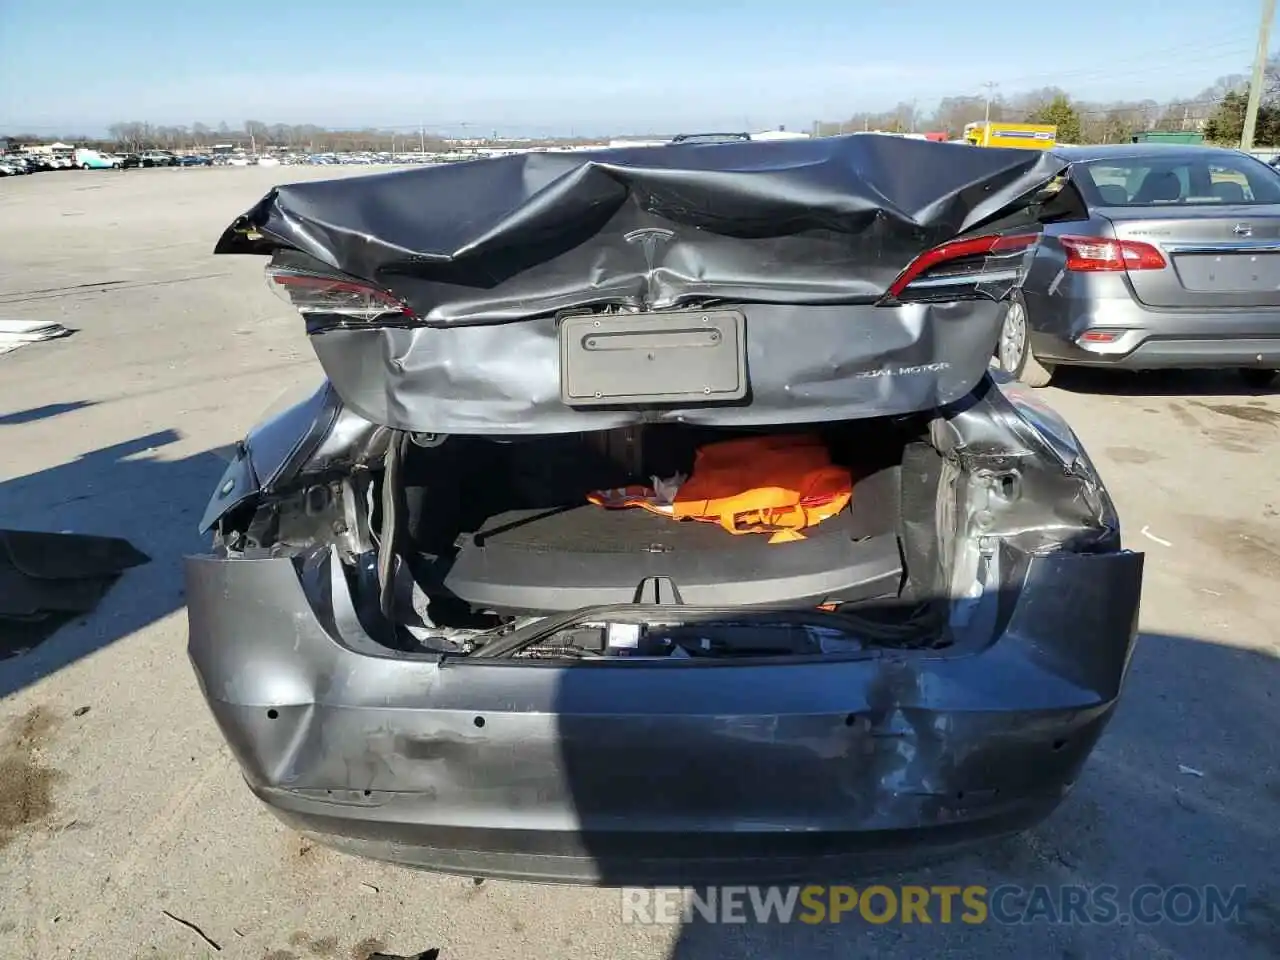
[265,266,414,325]
[1058,236,1166,272]
[885,233,1039,301]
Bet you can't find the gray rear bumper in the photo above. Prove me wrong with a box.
[186,547,1143,885]
[1029,302,1280,370]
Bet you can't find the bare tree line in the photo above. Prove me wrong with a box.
[817,63,1280,145]
[8,63,1279,152]
[97,121,459,153]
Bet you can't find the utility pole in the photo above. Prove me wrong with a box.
[983,81,997,125]
[420,123,425,153]
[1241,0,1276,151]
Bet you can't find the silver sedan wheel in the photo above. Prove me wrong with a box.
[999,299,1028,372]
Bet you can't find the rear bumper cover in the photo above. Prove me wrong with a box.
[186,548,1143,885]
[1034,331,1280,369]
[1027,300,1280,369]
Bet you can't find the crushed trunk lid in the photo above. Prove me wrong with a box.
[215,137,1068,434]
[217,136,1066,323]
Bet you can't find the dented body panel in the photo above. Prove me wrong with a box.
[311,300,1006,435]
[186,543,1142,885]
[214,136,1067,435]
[217,136,1066,324]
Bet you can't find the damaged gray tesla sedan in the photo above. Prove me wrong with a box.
[187,135,1144,885]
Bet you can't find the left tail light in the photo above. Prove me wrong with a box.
[1057,236,1166,272]
[883,233,1038,303]
[265,266,415,327]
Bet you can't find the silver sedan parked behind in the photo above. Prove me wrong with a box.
[997,144,1280,388]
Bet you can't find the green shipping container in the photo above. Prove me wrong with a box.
[1129,131,1205,144]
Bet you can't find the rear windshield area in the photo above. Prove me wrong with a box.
[1074,153,1280,206]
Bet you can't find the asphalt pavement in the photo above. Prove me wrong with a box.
[0,166,1277,960]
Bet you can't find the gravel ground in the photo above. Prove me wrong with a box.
[0,166,1277,960]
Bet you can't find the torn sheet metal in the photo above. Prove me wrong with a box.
[217,136,1067,323]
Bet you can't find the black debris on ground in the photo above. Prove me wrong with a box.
[0,530,150,659]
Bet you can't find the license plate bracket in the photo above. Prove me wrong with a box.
[559,309,747,406]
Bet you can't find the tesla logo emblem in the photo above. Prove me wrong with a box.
[1233,223,1253,237]
[624,228,675,271]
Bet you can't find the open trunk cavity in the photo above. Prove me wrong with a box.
[336,417,951,657]
[400,421,923,613]
[208,378,1120,662]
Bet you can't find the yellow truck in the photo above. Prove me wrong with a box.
[963,121,1057,149]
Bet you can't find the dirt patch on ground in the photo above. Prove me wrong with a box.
[287,930,341,956]
[350,938,388,959]
[1192,401,1280,427]
[0,706,63,849]
[1184,516,1280,581]
[1105,446,1164,465]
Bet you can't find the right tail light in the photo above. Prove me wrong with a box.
[1058,236,1166,272]
[883,233,1039,302]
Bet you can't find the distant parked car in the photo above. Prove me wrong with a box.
[138,151,177,167]
[997,144,1280,389]
[118,153,143,169]
[75,149,122,170]
[177,154,214,167]
[0,159,25,176]
[668,131,753,145]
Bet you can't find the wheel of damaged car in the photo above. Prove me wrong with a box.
[998,295,1055,388]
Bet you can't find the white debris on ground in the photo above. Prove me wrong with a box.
[0,319,72,356]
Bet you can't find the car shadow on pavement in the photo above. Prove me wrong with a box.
[1052,367,1278,397]
[0,429,223,698]
[0,400,97,426]
[656,631,1279,960]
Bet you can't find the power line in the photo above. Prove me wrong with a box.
[976,34,1255,87]
[890,36,1258,104]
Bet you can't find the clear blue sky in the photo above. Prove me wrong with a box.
[0,0,1272,135]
